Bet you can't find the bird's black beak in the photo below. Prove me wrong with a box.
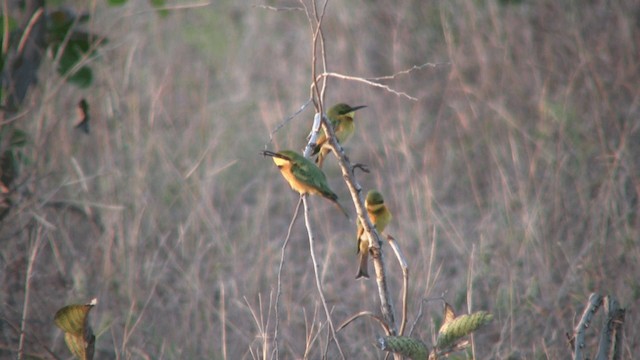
[261,150,277,157]
[261,150,290,161]
[351,105,367,112]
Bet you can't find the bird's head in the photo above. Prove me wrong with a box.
[365,190,385,207]
[261,149,295,167]
[328,103,367,119]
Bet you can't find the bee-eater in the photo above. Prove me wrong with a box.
[262,149,349,217]
[312,103,366,168]
[356,190,392,279]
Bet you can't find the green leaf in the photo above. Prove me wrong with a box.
[67,66,93,88]
[47,10,75,43]
[56,45,94,88]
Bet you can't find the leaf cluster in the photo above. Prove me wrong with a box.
[379,302,493,359]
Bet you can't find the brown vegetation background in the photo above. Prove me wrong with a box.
[1,0,639,358]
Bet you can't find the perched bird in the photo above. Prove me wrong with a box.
[356,190,392,279]
[312,103,366,167]
[262,149,349,217]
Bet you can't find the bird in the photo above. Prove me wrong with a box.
[356,190,392,279]
[312,103,366,168]
[262,149,349,217]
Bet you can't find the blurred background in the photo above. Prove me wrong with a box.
[1,0,638,358]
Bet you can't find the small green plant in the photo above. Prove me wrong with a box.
[378,302,493,360]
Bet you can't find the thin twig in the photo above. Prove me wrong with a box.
[317,72,419,101]
[387,235,409,336]
[17,225,45,360]
[16,7,44,55]
[466,244,476,358]
[302,194,345,359]
[254,4,304,12]
[220,279,227,360]
[338,311,390,335]
[273,198,303,359]
[2,1,9,55]
[314,0,329,103]
[366,61,450,81]
[267,99,312,145]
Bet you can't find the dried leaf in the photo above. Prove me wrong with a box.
[54,298,97,360]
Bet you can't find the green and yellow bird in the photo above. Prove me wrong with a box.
[312,103,366,168]
[263,149,349,217]
[356,190,392,279]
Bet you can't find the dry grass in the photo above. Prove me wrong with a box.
[1,0,639,359]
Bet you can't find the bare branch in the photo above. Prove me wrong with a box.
[595,296,625,360]
[267,99,313,145]
[318,72,419,101]
[367,61,450,81]
[319,124,398,333]
[572,293,603,360]
[387,235,409,336]
[273,198,303,359]
[253,5,304,12]
[302,194,345,359]
[338,311,391,335]
[18,225,45,360]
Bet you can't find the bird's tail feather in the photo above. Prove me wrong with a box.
[355,250,369,279]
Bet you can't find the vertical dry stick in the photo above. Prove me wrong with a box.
[273,198,303,359]
[17,225,45,360]
[323,134,398,333]
[304,0,399,326]
[595,295,625,360]
[1,0,9,55]
[466,244,476,358]
[301,0,346,357]
[302,194,346,359]
[425,226,438,292]
[387,235,409,336]
[573,293,603,360]
[220,279,227,360]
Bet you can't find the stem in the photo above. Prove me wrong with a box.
[322,131,398,333]
[18,225,44,360]
[302,194,345,359]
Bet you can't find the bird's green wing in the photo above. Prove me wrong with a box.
[291,159,337,200]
